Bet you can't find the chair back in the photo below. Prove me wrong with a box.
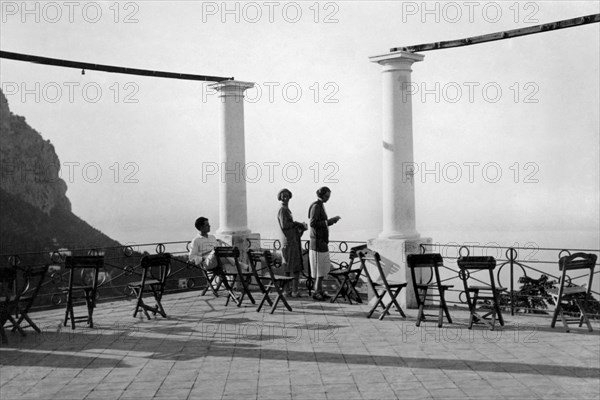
[358,250,389,289]
[140,253,171,285]
[349,244,367,261]
[407,253,443,286]
[345,244,367,271]
[0,267,18,302]
[559,252,597,271]
[64,256,104,290]
[20,264,49,301]
[247,249,270,293]
[215,246,245,274]
[457,256,496,270]
[261,250,279,282]
[247,249,264,268]
[214,246,239,259]
[557,252,596,292]
[457,256,498,291]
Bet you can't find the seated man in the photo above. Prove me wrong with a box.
[188,217,246,272]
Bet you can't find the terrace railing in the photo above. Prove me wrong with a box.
[418,243,600,317]
[1,238,368,311]
[246,238,367,292]
[2,239,597,318]
[1,241,201,311]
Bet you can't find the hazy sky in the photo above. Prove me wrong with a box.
[1,1,598,249]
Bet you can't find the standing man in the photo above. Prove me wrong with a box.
[308,187,341,301]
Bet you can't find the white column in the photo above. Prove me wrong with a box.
[370,51,424,239]
[208,80,254,235]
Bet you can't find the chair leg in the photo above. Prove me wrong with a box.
[201,270,220,297]
[150,285,167,318]
[0,324,7,344]
[559,308,570,332]
[133,287,152,320]
[382,287,405,319]
[131,287,141,318]
[270,295,281,314]
[575,298,593,332]
[347,281,362,304]
[415,288,427,327]
[492,290,504,326]
[366,293,384,319]
[223,275,240,307]
[242,276,256,305]
[85,290,95,328]
[330,276,347,303]
[6,315,25,336]
[440,289,452,324]
[257,287,273,312]
[349,273,363,303]
[276,282,292,312]
[64,293,76,329]
[257,292,271,312]
[550,302,561,328]
[63,301,70,327]
[16,312,40,333]
[467,290,478,330]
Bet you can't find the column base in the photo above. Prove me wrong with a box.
[378,233,421,240]
[216,232,261,264]
[367,236,432,309]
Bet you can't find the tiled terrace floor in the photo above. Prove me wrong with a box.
[1,290,599,400]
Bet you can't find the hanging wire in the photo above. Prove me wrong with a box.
[392,13,600,53]
[0,50,233,82]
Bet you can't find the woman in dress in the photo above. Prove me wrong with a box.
[277,188,307,297]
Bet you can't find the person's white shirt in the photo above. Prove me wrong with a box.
[189,233,219,269]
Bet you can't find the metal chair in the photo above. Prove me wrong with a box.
[248,249,294,314]
[128,253,171,319]
[358,249,407,320]
[407,253,453,328]
[457,256,505,330]
[60,256,104,329]
[328,244,367,304]
[549,252,597,332]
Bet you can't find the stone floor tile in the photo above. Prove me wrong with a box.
[1,292,598,400]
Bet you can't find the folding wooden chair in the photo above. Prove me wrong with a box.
[549,252,597,332]
[60,256,103,329]
[1,267,24,344]
[214,247,255,307]
[457,256,505,330]
[358,250,407,320]
[248,249,294,313]
[407,253,453,328]
[128,253,171,319]
[13,264,49,333]
[328,244,367,304]
[247,249,274,310]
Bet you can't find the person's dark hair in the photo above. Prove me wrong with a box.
[278,188,292,201]
[195,217,208,231]
[316,186,331,200]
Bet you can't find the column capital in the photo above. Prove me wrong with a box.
[369,51,425,71]
[209,80,255,96]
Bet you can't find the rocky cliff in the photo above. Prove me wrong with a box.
[0,89,120,253]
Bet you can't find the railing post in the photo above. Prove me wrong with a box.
[509,247,516,316]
